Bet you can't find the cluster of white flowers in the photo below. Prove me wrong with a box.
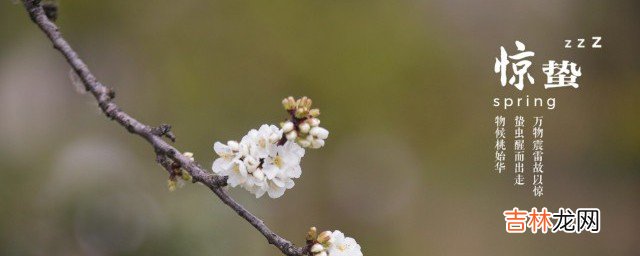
[281,96,329,149]
[211,96,331,198]
[308,228,363,256]
[208,97,361,253]
[210,97,362,250]
[212,124,305,198]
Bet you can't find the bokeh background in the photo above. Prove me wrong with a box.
[1,0,638,255]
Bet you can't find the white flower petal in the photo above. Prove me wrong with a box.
[284,179,295,189]
[327,231,362,256]
[271,177,286,188]
[287,165,302,179]
[213,141,232,156]
[267,182,286,198]
[227,173,246,187]
[262,165,279,180]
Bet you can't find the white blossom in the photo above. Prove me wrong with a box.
[212,124,305,199]
[243,124,282,159]
[262,141,304,179]
[308,117,321,127]
[327,230,363,256]
[211,141,247,187]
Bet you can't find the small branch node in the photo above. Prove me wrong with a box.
[42,1,57,21]
[152,124,176,142]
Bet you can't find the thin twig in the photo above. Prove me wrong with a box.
[20,1,308,255]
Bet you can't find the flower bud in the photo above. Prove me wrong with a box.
[307,226,318,241]
[299,122,310,134]
[311,243,324,253]
[282,96,296,110]
[167,179,177,192]
[295,108,307,118]
[305,98,313,108]
[309,108,320,117]
[310,127,329,140]
[314,252,327,256]
[308,118,321,127]
[311,139,325,149]
[281,121,294,133]
[181,170,193,182]
[298,139,311,148]
[298,96,312,108]
[317,231,332,244]
[286,131,298,141]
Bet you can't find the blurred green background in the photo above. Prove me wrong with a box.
[1,0,638,255]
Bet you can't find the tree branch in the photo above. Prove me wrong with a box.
[20,1,308,255]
